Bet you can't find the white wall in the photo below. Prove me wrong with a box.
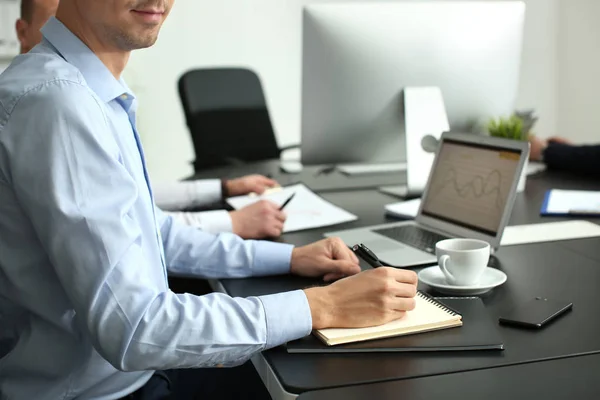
[557,0,600,144]
[514,0,559,138]
[127,0,560,182]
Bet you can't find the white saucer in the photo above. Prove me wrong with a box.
[418,266,507,296]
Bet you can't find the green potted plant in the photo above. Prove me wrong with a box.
[487,115,527,141]
[487,111,537,192]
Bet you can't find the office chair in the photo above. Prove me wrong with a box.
[178,68,298,172]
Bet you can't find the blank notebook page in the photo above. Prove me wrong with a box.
[315,292,462,346]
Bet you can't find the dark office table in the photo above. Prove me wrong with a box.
[199,167,600,398]
[297,353,600,400]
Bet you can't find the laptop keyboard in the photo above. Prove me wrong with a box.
[373,225,450,254]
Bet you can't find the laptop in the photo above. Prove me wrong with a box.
[325,132,529,268]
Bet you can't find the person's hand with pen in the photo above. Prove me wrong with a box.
[230,192,295,239]
[294,238,419,329]
[227,174,286,239]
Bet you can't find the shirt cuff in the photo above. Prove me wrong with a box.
[252,240,294,276]
[165,210,233,234]
[259,290,312,349]
[194,210,232,234]
[190,179,222,206]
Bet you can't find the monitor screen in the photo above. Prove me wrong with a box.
[301,2,525,165]
[421,139,522,236]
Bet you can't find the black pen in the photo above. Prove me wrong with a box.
[279,193,296,210]
[352,243,384,268]
[314,165,336,177]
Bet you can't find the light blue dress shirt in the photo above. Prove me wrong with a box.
[0,17,311,400]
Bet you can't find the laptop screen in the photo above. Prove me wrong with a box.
[420,139,522,236]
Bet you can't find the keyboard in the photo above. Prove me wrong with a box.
[373,225,450,254]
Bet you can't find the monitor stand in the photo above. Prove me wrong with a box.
[378,185,408,198]
[279,160,303,174]
[280,161,408,176]
[336,162,407,176]
[402,86,449,196]
[282,86,449,185]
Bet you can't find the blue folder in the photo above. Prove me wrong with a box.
[540,190,600,217]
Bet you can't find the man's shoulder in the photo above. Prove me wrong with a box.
[0,50,93,117]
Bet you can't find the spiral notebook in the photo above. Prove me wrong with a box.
[314,292,462,346]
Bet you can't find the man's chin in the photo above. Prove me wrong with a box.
[116,33,160,51]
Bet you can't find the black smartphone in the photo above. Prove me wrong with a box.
[498,297,573,329]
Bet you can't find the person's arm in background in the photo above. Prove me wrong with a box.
[543,143,600,176]
[165,209,232,234]
[153,180,223,211]
[164,199,286,238]
[153,175,279,211]
[530,135,600,176]
[156,177,287,238]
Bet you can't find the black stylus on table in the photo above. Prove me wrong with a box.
[352,243,384,268]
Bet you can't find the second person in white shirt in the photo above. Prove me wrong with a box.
[154,174,287,239]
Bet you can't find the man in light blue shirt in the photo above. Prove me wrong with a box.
[15,0,294,241]
[0,1,419,399]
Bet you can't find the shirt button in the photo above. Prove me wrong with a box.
[121,94,128,100]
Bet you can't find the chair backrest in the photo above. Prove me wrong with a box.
[178,68,281,171]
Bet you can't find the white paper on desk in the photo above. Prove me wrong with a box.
[526,161,546,176]
[226,183,357,232]
[501,220,600,246]
[384,198,421,219]
[544,190,600,214]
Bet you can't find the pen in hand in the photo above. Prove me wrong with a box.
[352,243,384,268]
[279,193,296,210]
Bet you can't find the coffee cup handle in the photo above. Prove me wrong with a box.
[439,255,456,283]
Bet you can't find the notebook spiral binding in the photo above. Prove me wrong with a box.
[417,291,461,317]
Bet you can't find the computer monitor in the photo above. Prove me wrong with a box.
[300,1,526,166]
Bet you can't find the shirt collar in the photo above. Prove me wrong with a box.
[41,17,132,104]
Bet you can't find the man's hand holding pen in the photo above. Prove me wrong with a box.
[301,239,419,330]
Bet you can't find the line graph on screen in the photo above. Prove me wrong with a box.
[431,168,504,210]
[422,142,520,233]
[426,147,516,221]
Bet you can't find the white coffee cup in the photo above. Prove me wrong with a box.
[435,238,491,286]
